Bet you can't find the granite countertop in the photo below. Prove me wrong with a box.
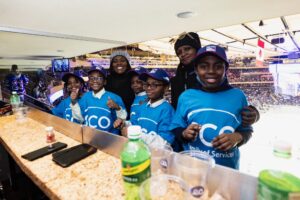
[0,115,125,200]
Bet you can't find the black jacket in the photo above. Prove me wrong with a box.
[171,63,198,109]
[105,72,135,118]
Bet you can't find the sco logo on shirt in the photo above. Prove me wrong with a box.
[188,108,240,147]
[84,115,111,129]
[199,124,234,147]
[65,114,74,122]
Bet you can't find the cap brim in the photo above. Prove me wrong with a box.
[88,69,106,77]
[127,70,139,77]
[139,72,169,83]
[194,52,229,67]
[62,73,84,84]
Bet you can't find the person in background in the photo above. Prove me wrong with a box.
[33,80,48,103]
[51,71,85,123]
[170,32,259,151]
[170,45,253,169]
[105,51,135,117]
[118,68,175,145]
[171,32,201,109]
[72,66,127,134]
[127,66,148,121]
[4,64,29,101]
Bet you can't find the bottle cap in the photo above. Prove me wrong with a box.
[127,125,142,139]
[12,91,17,95]
[45,126,54,132]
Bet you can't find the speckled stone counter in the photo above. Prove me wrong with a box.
[0,115,125,200]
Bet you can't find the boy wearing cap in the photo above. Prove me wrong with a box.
[170,45,253,169]
[119,68,174,145]
[171,32,259,153]
[52,71,85,123]
[71,66,127,134]
[128,66,148,121]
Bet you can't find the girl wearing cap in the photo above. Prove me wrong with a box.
[51,71,85,123]
[171,32,259,152]
[105,51,135,117]
[119,68,175,145]
[170,45,253,169]
[71,66,127,134]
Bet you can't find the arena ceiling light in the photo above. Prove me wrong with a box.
[176,11,197,19]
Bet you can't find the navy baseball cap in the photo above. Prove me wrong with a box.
[127,66,148,77]
[62,71,85,84]
[88,66,107,77]
[194,45,229,68]
[139,68,170,84]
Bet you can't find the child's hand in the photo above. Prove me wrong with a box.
[70,88,79,104]
[241,106,258,126]
[121,127,128,137]
[212,132,243,151]
[113,118,124,129]
[182,123,201,141]
[107,97,120,110]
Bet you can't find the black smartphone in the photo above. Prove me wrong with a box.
[52,144,97,168]
[22,142,67,161]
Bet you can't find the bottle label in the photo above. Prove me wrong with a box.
[122,159,151,184]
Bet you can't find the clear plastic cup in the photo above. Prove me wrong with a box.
[13,106,28,122]
[173,150,215,199]
[139,174,190,200]
[149,144,173,175]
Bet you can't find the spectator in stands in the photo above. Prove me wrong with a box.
[51,71,85,123]
[105,51,135,117]
[170,45,253,169]
[33,80,48,102]
[171,32,260,151]
[4,64,29,101]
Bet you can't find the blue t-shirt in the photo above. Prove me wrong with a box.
[52,97,81,124]
[131,99,175,144]
[79,91,125,134]
[130,92,148,122]
[170,88,252,169]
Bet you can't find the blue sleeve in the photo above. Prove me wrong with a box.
[78,93,88,118]
[51,100,65,118]
[169,95,188,131]
[157,106,175,144]
[114,94,126,111]
[22,74,29,85]
[130,104,141,125]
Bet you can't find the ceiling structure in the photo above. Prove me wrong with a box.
[1,0,300,69]
[140,14,300,59]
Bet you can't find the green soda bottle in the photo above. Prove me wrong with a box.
[258,170,300,200]
[121,125,151,200]
[10,91,20,108]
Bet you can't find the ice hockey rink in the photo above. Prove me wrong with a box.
[240,105,300,177]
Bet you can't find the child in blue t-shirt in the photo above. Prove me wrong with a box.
[118,68,175,145]
[170,45,253,169]
[127,66,148,121]
[71,66,127,134]
[52,71,85,123]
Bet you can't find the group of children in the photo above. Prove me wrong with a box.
[52,45,253,169]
